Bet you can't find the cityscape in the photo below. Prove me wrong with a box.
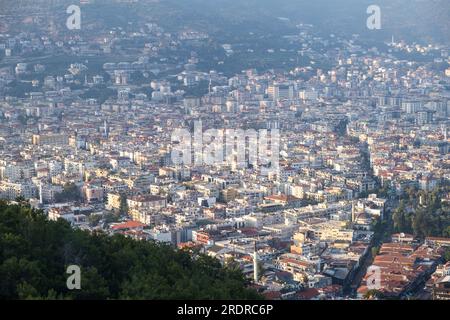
[0,0,449,303]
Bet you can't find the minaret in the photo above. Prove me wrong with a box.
[39,182,43,205]
[253,241,259,283]
[104,120,109,138]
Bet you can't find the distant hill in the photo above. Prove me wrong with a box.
[0,201,261,299]
[139,0,450,45]
[1,0,448,44]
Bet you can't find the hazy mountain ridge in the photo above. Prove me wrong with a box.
[0,0,448,44]
[149,0,450,44]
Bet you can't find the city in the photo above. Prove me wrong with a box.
[0,0,449,305]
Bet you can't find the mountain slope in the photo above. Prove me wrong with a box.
[0,201,261,300]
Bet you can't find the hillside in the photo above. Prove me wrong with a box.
[0,0,448,44]
[0,201,261,300]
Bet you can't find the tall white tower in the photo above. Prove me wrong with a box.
[39,182,43,205]
[253,241,259,283]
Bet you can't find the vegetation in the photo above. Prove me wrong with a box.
[0,201,261,299]
[392,186,450,239]
[81,85,116,104]
[87,214,102,227]
[363,289,384,300]
[119,194,129,216]
[103,212,120,225]
[371,246,379,258]
[444,248,450,262]
[4,81,34,98]
[54,183,82,203]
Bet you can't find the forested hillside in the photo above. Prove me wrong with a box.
[0,201,261,300]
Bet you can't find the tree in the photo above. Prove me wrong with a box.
[54,183,82,203]
[412,208,432,238]
[119,194,128,216]
[0,201,261,300]
[393,186,450,238]
[225,256,241,272]
[103,212,119,224]
[371,246,379,257]
[81,86,116,104]
[256,260,265,281]
[444,226,450,238]
[88,214,102,227]
[393,202,411,233]
[363,289,384,300]
[443,248,450,262]
[16,281,40,300]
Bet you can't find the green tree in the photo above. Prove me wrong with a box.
[54,183,82,203]
[393,202,411,233]
[363,289,384,300]
[412,208,432,238]
[444,248,450,262]
[16,281,40,300]
[371,246,379,257]
[0,201,261,300]
[119,194,128,216]
[88,214,102,227]
[444,226,450,237]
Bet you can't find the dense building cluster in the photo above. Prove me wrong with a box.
[0,2,449,300]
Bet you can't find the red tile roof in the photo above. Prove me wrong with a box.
[111,220,146,230]
[296,288,320,300]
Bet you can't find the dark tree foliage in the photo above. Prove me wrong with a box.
[54,183,82,203]
[0,201,261,300]
[393,186,450,239]
[444,248,450,262]
[363,289,384,300]
[81,85,116,104]
[119,194,129,216]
